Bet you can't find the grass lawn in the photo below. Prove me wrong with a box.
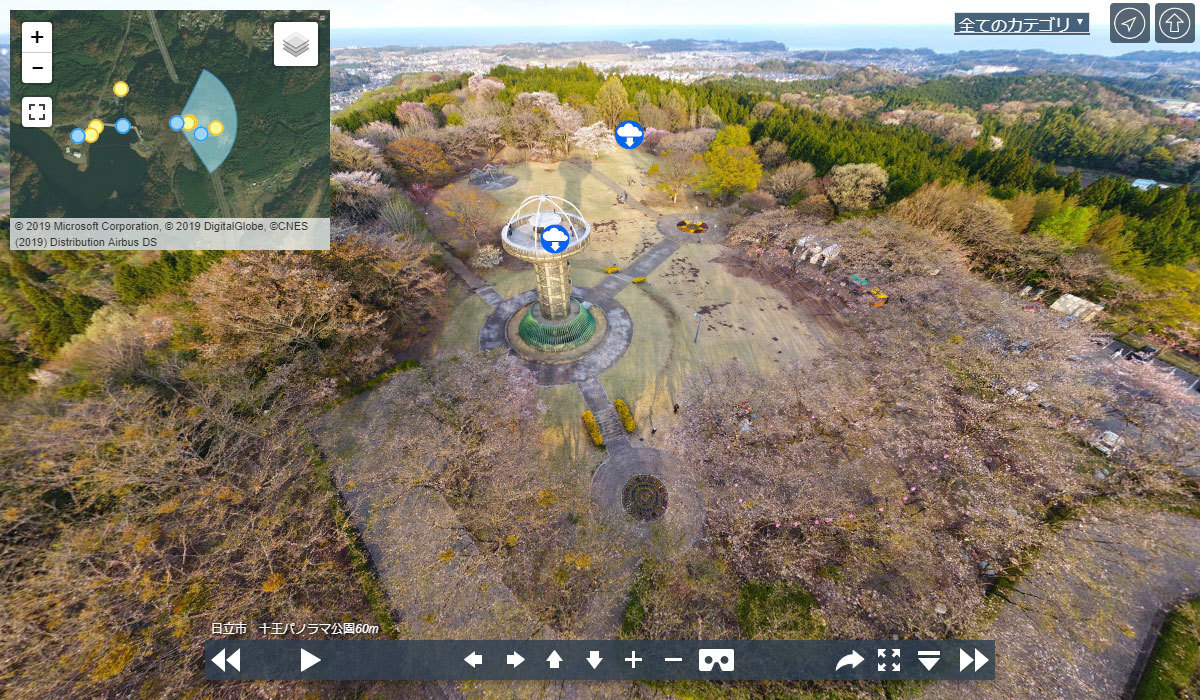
[428,286,491,356]
[536,383,605,480]
[585,147,723,219]
[481,264,606,299]
[1135,597,1200,699]
[487,157,663,271]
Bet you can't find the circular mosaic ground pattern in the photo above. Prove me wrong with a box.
[676,220,709,234]
[622,474,669,521]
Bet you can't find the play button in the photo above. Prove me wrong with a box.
[300,648,321,672]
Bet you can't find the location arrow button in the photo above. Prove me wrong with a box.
[507,651,525,668]
[464,651,483,668]
[547,650,562,669]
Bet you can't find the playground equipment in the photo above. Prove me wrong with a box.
[467,163,516,190]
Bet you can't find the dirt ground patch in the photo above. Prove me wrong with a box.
[599,243,832,442]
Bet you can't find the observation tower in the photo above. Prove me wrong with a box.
[500,195,596,352]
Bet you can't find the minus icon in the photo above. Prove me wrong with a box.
[665,657,683,662]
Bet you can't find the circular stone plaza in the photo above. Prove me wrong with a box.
[477,190,703,548]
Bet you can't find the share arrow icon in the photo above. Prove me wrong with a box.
[835,650,864,670]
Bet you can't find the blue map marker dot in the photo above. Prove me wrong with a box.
[169,115,184,131]
[193,126,209,142]
[70,128,86,144]
[115,118,131,134]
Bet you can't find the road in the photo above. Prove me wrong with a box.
[210,171,231,218]
[146,11,179,85]
[94,13,133,115]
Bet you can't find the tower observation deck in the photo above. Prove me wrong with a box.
[500,195,597,352]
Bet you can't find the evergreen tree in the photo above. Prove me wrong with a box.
[595,75,630,129]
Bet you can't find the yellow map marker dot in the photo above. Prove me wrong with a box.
[84,128,99,143]
[113,81,129,97]
[208,120,224,136]
[182,114,197,131]
[88,119,104,135]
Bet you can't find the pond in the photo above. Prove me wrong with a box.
[15,127,148,216]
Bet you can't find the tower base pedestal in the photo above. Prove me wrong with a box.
[505,297,607,363]
[517,298,596,352]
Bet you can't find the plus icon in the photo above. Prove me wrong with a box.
[31,30,45,44]
[625,651,642,668]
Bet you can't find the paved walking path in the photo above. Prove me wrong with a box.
[920,506,1200,700]
[566,159,661,218]
[432,241,505,308]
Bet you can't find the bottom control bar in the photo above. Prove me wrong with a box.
[205,639,995,681]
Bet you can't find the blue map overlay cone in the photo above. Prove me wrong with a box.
[181,69,237,172]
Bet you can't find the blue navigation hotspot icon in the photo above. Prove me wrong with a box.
[615,120,645,149]
[540,224,571,254]
[114,117,131,134]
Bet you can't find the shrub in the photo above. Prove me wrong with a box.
[469,244,503,269]
[828,162,889,213]
[766,161,816,199]
[614,399,636,433]
[330,171,389,222]
[739,190,776,214]
[356,120,403,151]
[582,411,604,446]
[379,195,427,237]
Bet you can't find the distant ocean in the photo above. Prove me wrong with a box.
[330,24,1191,57]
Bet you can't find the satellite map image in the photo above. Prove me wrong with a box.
[9,10,329,218]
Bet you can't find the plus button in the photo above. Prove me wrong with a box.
[30,31,45,44]
[625,651,642,668]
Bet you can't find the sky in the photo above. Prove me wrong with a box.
[5,0,1102,28]
[5,2,1195,56]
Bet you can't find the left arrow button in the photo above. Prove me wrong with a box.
[465,651,483,667]
[300,648,320,672]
